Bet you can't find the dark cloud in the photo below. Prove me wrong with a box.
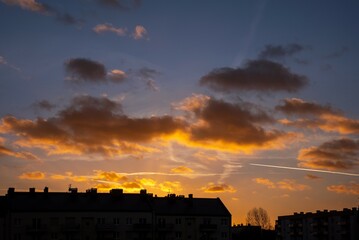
[188,98,286,147]
[200,59,308,92]
[324,46,348,59]
[129,67,160,91]
[1,96,184,156]
[298,138,359,170]
[65,58,107,82]
[55,12,83,25]
[97,0,141,10]
[1,0,48,13]
[201,183,236,193]
[258,43,307,59]
[0,144,39,161]
[33,100,56,111]
[276,98,337,116]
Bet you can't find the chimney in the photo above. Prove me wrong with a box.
[188,194,193,199]
[44,187,49,193]
[29,188,35,193]
[140,189,147,195]
[7,187,15,195]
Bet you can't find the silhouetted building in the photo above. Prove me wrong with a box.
[0,187,231,240]
[276,207,359,240]
[232,224,275,240]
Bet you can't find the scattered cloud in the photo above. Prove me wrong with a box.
[132,25,147,40]
[97,0,141,10]
[94,170,128,182]
[258,43,307,59]
[159,181,183,193]
[200,59,308,92]
[0,55,21,71]
[65,58,107,82]
[19,171,45,180]
[32,100,56,111]
[0,143,39,161]
[171,166,194,174]
[108,69,127,83]
[277,179,310,191]
[324,46,348,59]
[298,138,359,170]
[277,98,359,135]
[131,67,160,91]
[201,183,236,193]
[93,23,127,36]
[254,178,310,191]
[1,0,47,13]
[253,178,275,188]
[327,182,359,195]
[305,174,321,180]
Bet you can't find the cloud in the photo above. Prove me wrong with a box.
[276,98,336,116]
[0,143,39,161]
[32,100,56,111]
[159,181,183,193]
[93,23,127,36]
[108,69,127,83]
[201,183,236,193]
[327,182,359,195]
[1,0,47,13]
[298,138,359,170]
[179,97,292,153]
[94,170,128,182]
[324,46,348,59]
[254,177,310,191]
[253,178,275,188]
[277,179,310,191]
[171,166,194,174]
[130,67,160,91]
[0,95,183,157]
[97,0,141,10]
[305,174,321,180]
[258,43,307,59]
[132,25,147,40]
[0,55,21,71]
[200,59,308,92]
[277,98,359,135]
[65,58,107,82]
[19,171,45,180]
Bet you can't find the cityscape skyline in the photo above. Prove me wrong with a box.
[1,0,359,225]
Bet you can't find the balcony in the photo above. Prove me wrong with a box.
[62,224,81,232]
[156,223,174,231]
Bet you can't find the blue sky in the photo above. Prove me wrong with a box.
[1,0,359,225]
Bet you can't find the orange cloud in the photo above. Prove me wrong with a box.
[93,23,127,36]
[253,178,310,191]
[50,172,88,182]
[277,179,310,191]
[2,0,47,13]
[327,182,359,195]
[19,171,45,180]
[298,138,359,170]
[253,178,275,188]
[171,166,194,174]
[201,183,236,193]
[0,143,39,161]
[277,98,359,134]
[159,181,183,193]
[132,25,147,40]
[94,170,128,182]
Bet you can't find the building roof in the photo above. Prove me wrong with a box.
[1,188,231,217]
[151,195,231,217]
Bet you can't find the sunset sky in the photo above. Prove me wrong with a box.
[1,0,359,225]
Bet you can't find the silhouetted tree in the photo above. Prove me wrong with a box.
[246,207,272,230]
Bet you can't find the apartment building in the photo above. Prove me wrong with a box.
[0,187,231,240]
[276,207,359,240]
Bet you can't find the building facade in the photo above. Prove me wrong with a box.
[0,187,231,240]
[276,207,359,240]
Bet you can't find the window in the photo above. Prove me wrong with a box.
[176,218,182,224]
[221,218,228,226]
[126,217,132,225]
[14,218,21,225]
[139,218,147,224]
[113,218,120,225]
[97,218,105,224]
[158,218,166,226]
[203,218,211,224]
[175,231,182,239]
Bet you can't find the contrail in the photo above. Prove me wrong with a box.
[250,163,359,177]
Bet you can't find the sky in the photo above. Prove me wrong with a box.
[1,0,359,225]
